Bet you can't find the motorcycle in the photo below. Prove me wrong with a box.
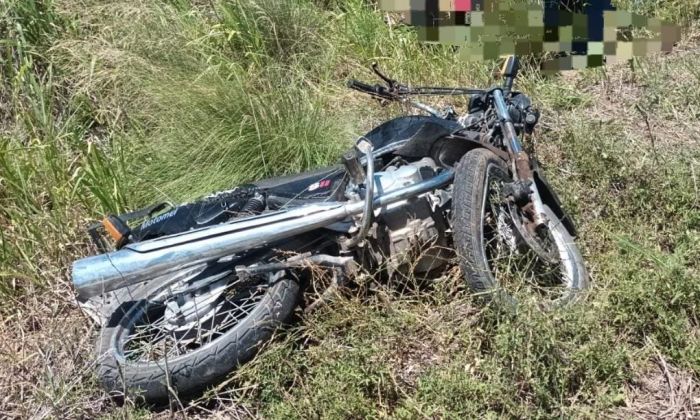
[73,56,588,402]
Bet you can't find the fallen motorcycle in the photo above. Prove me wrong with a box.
[73,56,588,402]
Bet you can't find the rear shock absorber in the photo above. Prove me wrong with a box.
[241,192,266,214]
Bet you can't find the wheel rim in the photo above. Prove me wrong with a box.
[114,268,270,364]
[479,163,575,303]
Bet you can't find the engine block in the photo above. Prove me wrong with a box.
[371,158,451,276]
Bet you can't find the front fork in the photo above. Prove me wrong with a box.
[492,89,549,229]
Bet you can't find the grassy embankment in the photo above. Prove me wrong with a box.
[1,0,699,417]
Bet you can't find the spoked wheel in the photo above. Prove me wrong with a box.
[96,261,299,402]
[452,148,588,307]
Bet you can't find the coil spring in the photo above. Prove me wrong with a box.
[241,193,265,214]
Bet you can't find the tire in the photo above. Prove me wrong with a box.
[95,265,300,403]
[452,148,588,306]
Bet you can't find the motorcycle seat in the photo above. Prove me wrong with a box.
[254,165,346,209]
[252,115,460,207]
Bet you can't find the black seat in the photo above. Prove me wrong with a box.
[253,165,342,192]
[252,115,461,206]
[253,165,346,209]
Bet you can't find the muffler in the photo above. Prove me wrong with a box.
[72,170,454,299]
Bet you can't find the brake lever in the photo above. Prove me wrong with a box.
[371,62,398,91]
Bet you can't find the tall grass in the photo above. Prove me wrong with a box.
[0,0,122,301]
[0,0,699,417]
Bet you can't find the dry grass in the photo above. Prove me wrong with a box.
[1,0,699,418]
[0,281,108,418]
[612,355,699,419]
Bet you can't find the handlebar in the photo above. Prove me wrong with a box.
[347,61,521,121]
[347,79,485,100]
[349,57,519,102]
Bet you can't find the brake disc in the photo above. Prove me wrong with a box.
[506,203,560,265]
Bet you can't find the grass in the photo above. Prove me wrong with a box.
[1,0,699,418]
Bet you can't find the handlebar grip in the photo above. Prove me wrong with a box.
[347,79,378,92]
[347,79,400,100]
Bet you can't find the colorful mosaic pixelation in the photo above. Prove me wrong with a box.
[378,0,681,71]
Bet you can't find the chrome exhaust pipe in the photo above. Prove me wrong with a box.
[72,170,454,299]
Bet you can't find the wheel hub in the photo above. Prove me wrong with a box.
[506,202,559,265]
[163,279,228,332]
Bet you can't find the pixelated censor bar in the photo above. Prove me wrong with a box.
[378,0,681,71]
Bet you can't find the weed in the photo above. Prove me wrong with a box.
[0,0,699,418]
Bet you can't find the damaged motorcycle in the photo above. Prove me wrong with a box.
[72,56,588,402]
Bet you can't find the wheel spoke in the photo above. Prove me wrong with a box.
[481,167,569,301]
[120,274,269,363]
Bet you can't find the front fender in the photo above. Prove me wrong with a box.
[389,124,578,237]
[532,161,578,237]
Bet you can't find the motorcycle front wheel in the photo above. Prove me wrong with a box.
[452,148,588,307]
[95,260,299,402]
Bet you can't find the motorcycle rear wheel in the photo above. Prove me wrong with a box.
[95,262,299,403]
[452,148,588,306]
